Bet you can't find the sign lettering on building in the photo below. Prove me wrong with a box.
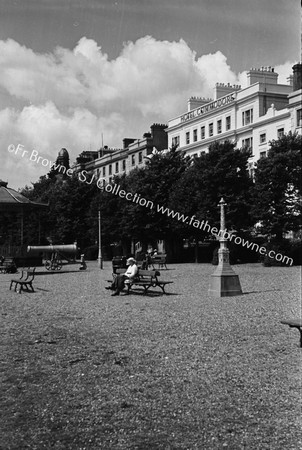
[180,93,236,123]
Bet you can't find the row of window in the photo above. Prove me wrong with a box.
[175,106,301,149]
[175,122,286,153]
[242,128,284,150]
[177,116,232,146]
[96,152,143,177]
[174,109,253,147]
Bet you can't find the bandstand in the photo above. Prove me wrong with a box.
[0,180,48,264]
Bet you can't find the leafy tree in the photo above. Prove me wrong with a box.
[252,132,302,240]
[169,141,254,236]
[106,148,191,250]
[21,174,98,248]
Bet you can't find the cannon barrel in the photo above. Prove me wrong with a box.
[27,244,77,255]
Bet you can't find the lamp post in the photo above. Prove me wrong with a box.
[208,197,242,296]
[98,209,103,269]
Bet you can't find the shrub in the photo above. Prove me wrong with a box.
[261,240,301,266]
[83,245,99,260]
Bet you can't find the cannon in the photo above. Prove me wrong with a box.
[27,244,78,271]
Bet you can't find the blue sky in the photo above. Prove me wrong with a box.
[0,0,300,189]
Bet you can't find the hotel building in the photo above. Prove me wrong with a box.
[73,65,301,183]
[167,64,302,176]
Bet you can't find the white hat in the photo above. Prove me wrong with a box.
[126,257,136,265]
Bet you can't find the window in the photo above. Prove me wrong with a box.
[109,164,112,175]
[209,123,213,137]
[260,151,267,158]
[131,155,135,165]
[226,116,231,130]
[217,119,222,134]
[297,109,302,127]
[260,133,266,144]
[138,152,143,164]
[122,160,126,171]
[193,129,198,142]
[102,167,106,177]
[242,109,253,126]
[277,128,284,139]
[186,131,190,145]
[201,126,205,139]
[115,162,119,173]
[242,137,253,149]
[172,135,180,148]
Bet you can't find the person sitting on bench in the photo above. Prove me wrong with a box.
[106,257,138,296]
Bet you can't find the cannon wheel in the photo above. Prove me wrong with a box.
[55,259,62,270]
[45,259,62,271]
[45,260,52,271]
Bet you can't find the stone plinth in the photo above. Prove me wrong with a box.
[209,244,242,297]
[208,197,242,297]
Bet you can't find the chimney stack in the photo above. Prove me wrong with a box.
[292,63,302,91]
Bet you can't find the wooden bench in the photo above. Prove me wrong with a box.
[0,257,17,274]
[10,268,36,293]
[281,319,302,347]
[151,254,168,270]
[109,268,173,295]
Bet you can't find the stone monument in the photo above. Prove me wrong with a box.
[208,198,242,297]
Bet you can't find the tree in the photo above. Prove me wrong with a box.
[252,133,302,240]
[21,174,98,248]
[109,148,191,250]
[169,141,254,235]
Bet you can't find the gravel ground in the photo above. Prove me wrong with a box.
[0,262,301,450]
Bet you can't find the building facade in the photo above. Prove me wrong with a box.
[74,123,167,184]
[73,65,301,183]
[167,64,302,176]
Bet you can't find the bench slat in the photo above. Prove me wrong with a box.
[281,319,302,327]
[10,268,36,292]
[108,267,172,295]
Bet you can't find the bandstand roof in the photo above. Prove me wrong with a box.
[0,180,48,211]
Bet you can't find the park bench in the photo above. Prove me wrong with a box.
[281,319,302,347]
[151,254,168,270]
[108,268,173,295]
[9,267,36,293]
[112,256,127,274]
[0,257,17,274]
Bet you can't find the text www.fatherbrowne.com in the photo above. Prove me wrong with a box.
[156,205,293,266]
[96,182,293,266]
[8,144,293,266]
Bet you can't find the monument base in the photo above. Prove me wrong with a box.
[209,273,242,297]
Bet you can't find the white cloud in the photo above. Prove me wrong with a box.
[274,61,296,84]
[2,36,293,189]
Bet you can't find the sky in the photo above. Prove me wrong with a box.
[0,0,300,190]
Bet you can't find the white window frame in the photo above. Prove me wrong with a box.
[242,109,253,126]
[259,132,266,144]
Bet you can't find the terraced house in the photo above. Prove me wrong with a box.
[74,123,167,184]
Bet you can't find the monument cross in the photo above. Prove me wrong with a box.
[208,197,242,296]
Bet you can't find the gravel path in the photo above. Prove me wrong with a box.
[1,262,301,449]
